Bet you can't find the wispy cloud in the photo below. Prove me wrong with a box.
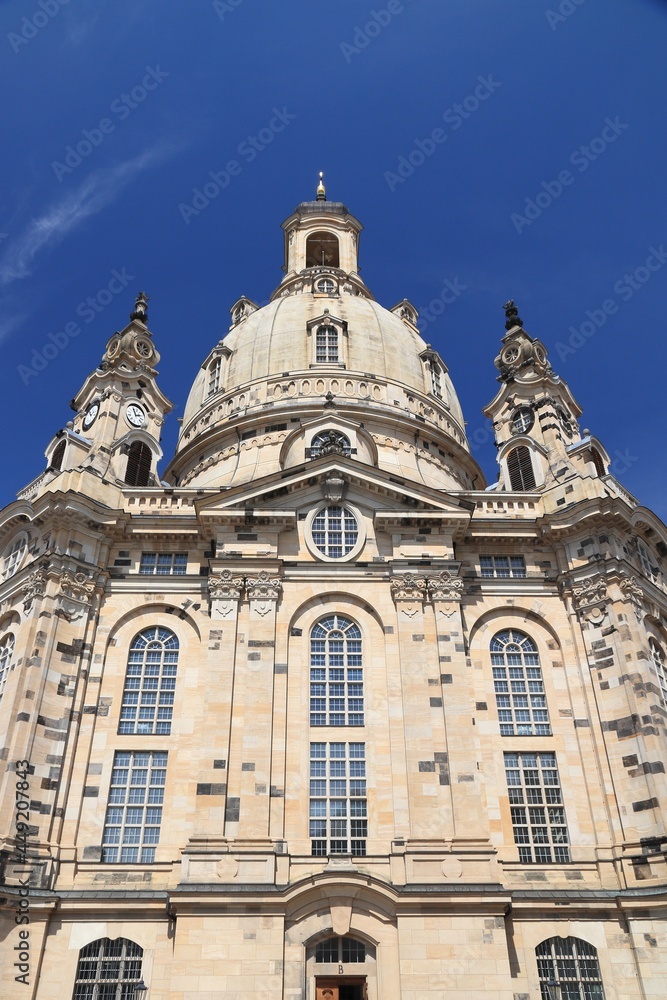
[0,148,165,285]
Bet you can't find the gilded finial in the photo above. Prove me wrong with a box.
[131,291,150,323]
[316,171,326,201]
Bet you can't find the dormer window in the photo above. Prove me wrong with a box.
[207,357,222,398]
[316,325,339,363]
[306,231,339,268]
[307,431,353,459]
[233,304,246,324]
[430,362,443,399]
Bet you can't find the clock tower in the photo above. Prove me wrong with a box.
[43,292,173,488]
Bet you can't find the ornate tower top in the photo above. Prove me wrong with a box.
[101,291,160,372]
[316,171,326,201]
[494,300,552,383]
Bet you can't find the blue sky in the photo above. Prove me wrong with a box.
[1,0,666,517]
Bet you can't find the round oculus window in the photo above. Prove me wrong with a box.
[511,406,534,434]
[316,278,336,294]
[307,504,364,561]
[502,345,520,365]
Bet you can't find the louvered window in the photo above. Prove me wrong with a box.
[507,445,536,490]
[124,442,152,487]
[51,439,66,471]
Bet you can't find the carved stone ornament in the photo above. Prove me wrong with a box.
[321,472,346,503]
[22,568,47,614]
[571,574,608,625]
[246,571,282,617]
[619,574,645,621]
[208,570,244,621]
[427,571,464,618]
[390,574,427,603]
[57,570,97,622]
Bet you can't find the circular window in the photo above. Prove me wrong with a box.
[512,406,534,434]
[316,278,336,294]
[502,345,520,365]
[306,504,365,561]
[2,533,28,581]
[135,339,152,358]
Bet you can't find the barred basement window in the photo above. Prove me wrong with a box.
[119,628,179,735]
[492,630,551,736]
[310,742,367,856]
[649,638,667,707]
[310,615,363,727]
[102,751,167,863]
[315,938,366,963]
[0,633,15,700]
[124,442,152,487]
[480,555,526,578]
[536,937,605,999]
[507,445,536,490]
[311,506,359,558]
[72,938,143,1000]
[316,325,339,362]
[139,553,188,575]
[504,752,569,863]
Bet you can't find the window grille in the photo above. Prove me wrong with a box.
[71,938,143,1000]
[504,752,569,863]
[310,742,367,856]
[119,627,179,736]
[492,629,550,736]
[102,751,167,863]
[315,938,366,963]
[507,445,536,490]
[536,937,605,999]
[310,615,363,727]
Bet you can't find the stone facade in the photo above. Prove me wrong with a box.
[0,191,665,999]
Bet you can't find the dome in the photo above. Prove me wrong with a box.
[166,198,484,493]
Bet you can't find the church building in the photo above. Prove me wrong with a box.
[1,182,666,999]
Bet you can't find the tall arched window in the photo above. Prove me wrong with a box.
[649,638,667,707]
[536,937,605,999]
[0,633,15,700]
[2,533,28,581]
[124,442,152,487]
[119,627,179,735]
[51,439,66,471]
[491,629,551,736]
[306,230,340,268]
[310,615,363,726]
[507,445,536,490]
[72,937,143,1000]
[316,325,339,363]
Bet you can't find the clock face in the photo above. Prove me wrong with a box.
[83,402,99,430]
[126,404,146,427]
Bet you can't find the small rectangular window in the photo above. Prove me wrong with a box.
[480,555,526,578]
[139,553,188,575]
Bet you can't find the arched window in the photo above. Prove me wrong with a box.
[649,638,667,707]
[0,633,15,700]
[124,441,152,487]
[207,357,222,397]
[315,937,366,963]
[429,361,442,399]
[507,445,536,490]
[316,325,339,363]
[491,629,551,735]
[72,937,143,1000]
[308,430,352,459]
[536,937,605,999]
[590,447,605,476]
[306,231,340,268]
[51,439,66,471]
[119,627,179,735]
[310,615,363,727]
[2,534,28,581]
[316,277,336,294]
[636,540,658,583]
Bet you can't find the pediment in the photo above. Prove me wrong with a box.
[194,455,474,529]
